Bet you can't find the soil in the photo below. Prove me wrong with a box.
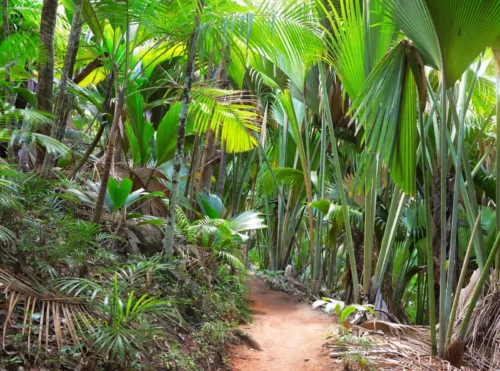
[229,279,336,371]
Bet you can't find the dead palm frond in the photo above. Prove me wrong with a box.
[0,268,96,354]
[451,283,500,370]
[332,320,467,371]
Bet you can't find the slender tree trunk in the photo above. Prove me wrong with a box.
[493,46,500,281]
[319,63,360,303]
[438,81,449,357]
[70,123,105,177]
[326,225,338,290]
[363,161,378,295]
[216,139,227,197]
[92,6,129,224]
[2,0,15,162]
[198,126,216,194]
[41,0,83,177]
[2,0,10,102]
[70,71,113,178]
[419,104,437,355]
[92,92,125,223]
[163,0,205,259]
[35,0,58,170]
[198,61,227,195]
[270,217,277,270]
[184,135,200,198]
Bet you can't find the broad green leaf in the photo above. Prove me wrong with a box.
[108,178,133,211]
[340,305,357,323]
[126,85,155,166]
[390,55,417,196]
[197,192,223,219]
[311,199,331,214]
[381,0,500,85]
[352,42,417,195]
[156,102,182,165]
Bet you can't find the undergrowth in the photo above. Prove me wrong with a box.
[0,168,250,370]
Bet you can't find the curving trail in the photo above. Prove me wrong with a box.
[229,280,336,371]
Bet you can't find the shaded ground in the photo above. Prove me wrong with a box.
[229,280,336,371]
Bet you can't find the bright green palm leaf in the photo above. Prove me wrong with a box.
[381,0,500,85]
[379,0,441,70]
[320,0,366,99]
[191,88,260,153]
[391,59,417,196]
[353,42,418,195]
[367,0,396,66]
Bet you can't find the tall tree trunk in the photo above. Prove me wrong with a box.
[326,225,338,290]
[198,126,216,194]
[184,135,200,198]
[3,0,15,162]
[35,0,58,170]
[163,0,205,259]
[70,71,113,178]
[493,45,500,281]
[92,2,131,224]
[198,61,227,195]
[270,217,277,270]
[92,92,125,223]
[41,0,83,177]
[2,0,10,103]
[216,139,227,198]
[319,63,360,303]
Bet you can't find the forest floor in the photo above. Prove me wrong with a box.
[228,279,339,371]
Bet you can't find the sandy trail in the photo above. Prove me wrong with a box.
[229,280,336,371]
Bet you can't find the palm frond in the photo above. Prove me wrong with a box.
[380,0,500,85]
[351,42,418,195]
[191,88,260,153]
[218,250,245,271]
[0,269,96,353]
[258,167,304,195]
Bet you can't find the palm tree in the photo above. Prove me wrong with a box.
[324,0,500,356]
[163,0,205,258]
[40,0,84,177]
[35,0,58,169]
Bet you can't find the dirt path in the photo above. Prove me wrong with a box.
[229,280,336,371]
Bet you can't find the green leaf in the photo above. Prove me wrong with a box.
[197,192,223,219]
[352,42,417,195]
[311,199,331,214]
[390,54,417,196]
[14,88,37,108]
[156,102,182,165]
[258,167,304,195]
[382,0,500,85]
[126,84,155,166]
[108,178,133,211]
[136,219,164,226]
[340,305,357,323]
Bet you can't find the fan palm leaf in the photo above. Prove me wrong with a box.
[380,0,500,85]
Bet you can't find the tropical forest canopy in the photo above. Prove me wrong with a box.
[1,0,500,369]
